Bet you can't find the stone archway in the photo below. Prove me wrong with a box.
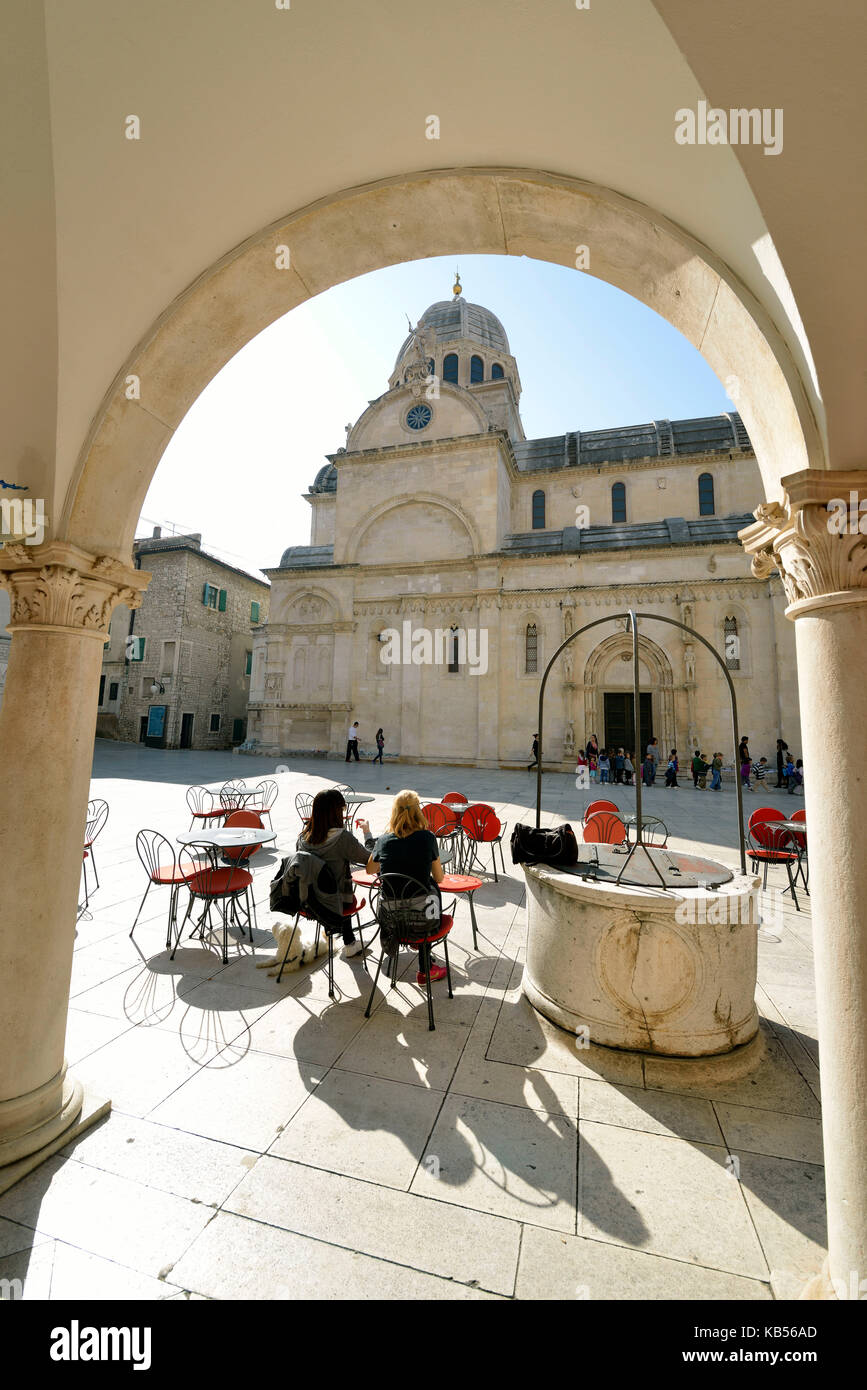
[60,167,824,561]
[582,629,676,756]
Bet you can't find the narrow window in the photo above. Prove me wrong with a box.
[448,626,460,673]
[525,623,538,674]
[209,712,221,733]
[532,490,546,530]
[724,616,741,670]
[109,681,119,702]
[470,354,484,383]
[443,353,459,384]
[251,600,260,624]
[612,482,626,523]
[245,650,253,676]
[491,363,504,379]
[698,472,715,515]
[98,675,106,705]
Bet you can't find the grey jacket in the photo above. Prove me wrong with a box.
[281,848,343,922]
[295,827,374,908]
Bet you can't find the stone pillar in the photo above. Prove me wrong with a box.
[0,543,147,1179]
[742,473,867,1299]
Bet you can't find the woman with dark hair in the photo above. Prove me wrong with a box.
[367,789,446,984]
[372,728,385,764]
[585,733,599,766]
[298,789,375,958]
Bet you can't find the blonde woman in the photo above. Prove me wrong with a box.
[367,789,446,983]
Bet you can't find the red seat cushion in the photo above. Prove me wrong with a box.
[184,867,253,895]
[151,869,188,884]
[749,849,798,862]
[402,914,453,945]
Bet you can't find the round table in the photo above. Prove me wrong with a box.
[439,873,483,948]
[178,828,276,851]
[568,843,733,889]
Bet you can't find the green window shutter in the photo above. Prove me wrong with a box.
[245,651,253,676]
[251,600,260,624]
[218,589,227,612]
[202,583,211,606]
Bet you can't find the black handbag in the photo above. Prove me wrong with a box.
[510,822,580,867]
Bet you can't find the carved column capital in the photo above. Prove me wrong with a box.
[740,471,867,618]
[0,542,149,639]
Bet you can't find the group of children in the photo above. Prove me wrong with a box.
[575,747,635,784]
[739,736,804,794]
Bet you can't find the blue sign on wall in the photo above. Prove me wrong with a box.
[147,705,167,739]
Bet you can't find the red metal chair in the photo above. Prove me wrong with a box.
[583,812,627,846]
[173,844,255,964]
[130,830,192,947]
[442,792,468,810]
[220,809,265,863]
[747,809,801,909]
[583,799,618,823]
[790,809,808,890]
[82,799,109,903]
[461,804,507,880]
[364,874,456,1031]
[186,785,224,832]
[422,802,461,870]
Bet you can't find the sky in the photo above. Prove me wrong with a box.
[139,254,737,578]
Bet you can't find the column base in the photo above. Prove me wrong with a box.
[0,1087,110,1197]
[799,1257,838,1300]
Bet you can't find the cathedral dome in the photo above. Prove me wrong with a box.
[393,298,510,373]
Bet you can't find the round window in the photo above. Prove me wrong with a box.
[406,403,432,431]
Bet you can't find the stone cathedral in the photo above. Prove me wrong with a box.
[248,279,801,767]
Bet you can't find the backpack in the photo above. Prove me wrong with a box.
[510,822,580,867]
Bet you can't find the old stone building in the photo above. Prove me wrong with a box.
[248,284,801,767]
[98,531,269,750]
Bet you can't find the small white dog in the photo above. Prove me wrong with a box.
[256,920,327,977]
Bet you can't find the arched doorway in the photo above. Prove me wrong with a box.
[583,629,675,757]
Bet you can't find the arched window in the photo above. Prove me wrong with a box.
[724,616,740,670]
[525,623,538,674]
[698,472,715,515]
[443,353,459,384]
[611,482,626,523]
[491,363,504,379]
[532,490,546,530]
[470,354,484,383]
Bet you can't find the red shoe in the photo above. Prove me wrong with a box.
[417,962,448,985]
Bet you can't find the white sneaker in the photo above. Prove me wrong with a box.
[342,940,364,959]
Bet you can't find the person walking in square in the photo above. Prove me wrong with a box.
[345,720,360,762]
[623,752,634,786]
[788,758,804,794]
[372,727,385,764]
[598,749,611,784]
[665,749,680,788]
[740,750,754,792]
[710,752,723,791]
[613,748,625,784]
[528,733,539,770]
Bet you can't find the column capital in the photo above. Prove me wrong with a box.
[0,542,149,639]
[740,470,867,618]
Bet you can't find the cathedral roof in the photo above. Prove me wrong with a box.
[513,415,750,471]
[310,462,338,493]
[393,298,511,370]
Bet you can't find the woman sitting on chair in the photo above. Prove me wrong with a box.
[367,789,446,984]
[298,789,375,958]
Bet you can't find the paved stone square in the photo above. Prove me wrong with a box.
[0,743,822,1300]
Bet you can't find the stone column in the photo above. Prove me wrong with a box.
[0,543,147,1182]
[742,472,867,1299]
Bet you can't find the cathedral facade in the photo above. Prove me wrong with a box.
[248,286,801,768]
